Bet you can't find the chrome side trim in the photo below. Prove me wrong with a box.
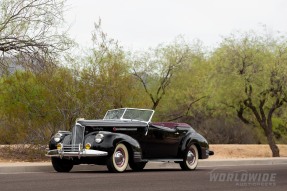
[141,159,183,162]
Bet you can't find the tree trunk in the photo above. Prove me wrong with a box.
[263,126,280,157]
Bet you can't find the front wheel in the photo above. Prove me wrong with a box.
[179,144,199,171]
[51,157,73,172]
[107,143,129,173]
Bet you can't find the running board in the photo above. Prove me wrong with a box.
[142,159,183,162]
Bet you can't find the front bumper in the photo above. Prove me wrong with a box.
[46,148,108,158]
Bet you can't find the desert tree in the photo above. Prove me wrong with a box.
[0,0,72,73]
[161,40,209,122]
[132,38,191,110]
[211,31,287,157]
[79,20,142,115]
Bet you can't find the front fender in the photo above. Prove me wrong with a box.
[85,131,142,162]
[49,131,72,150]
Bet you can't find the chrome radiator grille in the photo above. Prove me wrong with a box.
[62,144,83,152]
[71,124,85,149]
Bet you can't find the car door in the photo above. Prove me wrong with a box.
[138,125,183,159]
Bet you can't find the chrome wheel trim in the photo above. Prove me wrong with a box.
[112,143,129,172]
[187,150,195,165]
[114,148,125,167]
[185,145,198,169]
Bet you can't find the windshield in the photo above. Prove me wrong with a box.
[123,109,153,122]
[103,108,154,122]
[104,109,125,120]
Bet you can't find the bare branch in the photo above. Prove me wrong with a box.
[0,0,71,71]
[168,96,207,121]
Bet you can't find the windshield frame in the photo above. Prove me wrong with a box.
[103,108,155,123]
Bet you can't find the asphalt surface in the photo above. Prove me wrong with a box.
[0,164,286,191]
[1,158,287,173]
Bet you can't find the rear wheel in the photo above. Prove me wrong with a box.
[179,144,199,171]
[51,157,73,172]
[107,143,129,173]
[129,161,147,171]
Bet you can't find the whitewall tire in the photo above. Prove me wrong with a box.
[107,143,129,173]
[179,144,199,170]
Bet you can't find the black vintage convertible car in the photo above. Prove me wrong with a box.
[46,108,214,172]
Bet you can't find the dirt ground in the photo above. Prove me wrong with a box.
[209,144,287,159]
[0,144,287,162]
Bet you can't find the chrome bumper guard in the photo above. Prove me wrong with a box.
[206,149,214,156]
[46,144,108,159]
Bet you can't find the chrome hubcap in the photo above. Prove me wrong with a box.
[187,150,195,165]
[114,149,125,167]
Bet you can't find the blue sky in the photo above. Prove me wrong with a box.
[65,0,287,51]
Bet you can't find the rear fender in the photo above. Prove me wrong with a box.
[179,132,208,159]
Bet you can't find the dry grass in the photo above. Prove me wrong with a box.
[0,145,48,162]
[209,144,287,159]
[0,144,287,162]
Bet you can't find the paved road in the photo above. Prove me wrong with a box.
[0,164,286,191]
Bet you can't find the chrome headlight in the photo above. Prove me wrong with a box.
[54,133,63,142]
[95,134,104,143]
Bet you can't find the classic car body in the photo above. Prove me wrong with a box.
[46,108,214,172]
